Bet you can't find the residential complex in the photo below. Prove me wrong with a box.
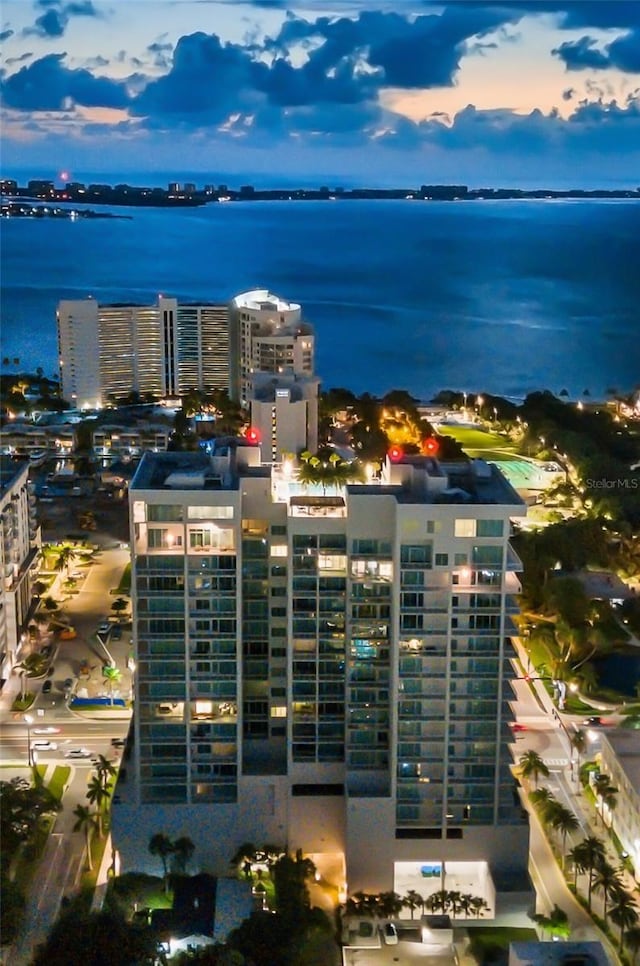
[112,441,531,913]
[229,290,315,406]
[598,730,640,878]
[0,458,40,682]
[57,297,229,408]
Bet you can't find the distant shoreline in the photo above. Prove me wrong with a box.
[1,177,639,209]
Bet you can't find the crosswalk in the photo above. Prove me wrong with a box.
[543,758,569,768]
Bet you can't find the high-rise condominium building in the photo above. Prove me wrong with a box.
[57,297,229,408]
[113,444,531,914]
[0,459,40,681]
[229,290,315,406]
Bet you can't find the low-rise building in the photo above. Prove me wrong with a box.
[92,423,172,458]
[598,729,640,878]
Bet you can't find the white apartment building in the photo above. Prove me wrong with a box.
[112,445,531,915]
[57,298,229,408]
[249,372,319,461]
[92,424,172,458]
[229,290,315,406]
[598,730,640,878]
[0,459,40,681]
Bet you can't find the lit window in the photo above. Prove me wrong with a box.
[455,519,476,538]
[270,544,288,557]
[271,706,287,718]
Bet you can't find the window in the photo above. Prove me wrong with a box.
[435,553,449,566]
[472,546,503,566]
[188,505,234,519]
[148,505,183,522]
[271,544,288,557]
[454,553,467,565]
[401,545,432,566]
[477,519,504,537]
[455,519,476,538]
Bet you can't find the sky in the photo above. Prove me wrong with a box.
[1,0,640,187]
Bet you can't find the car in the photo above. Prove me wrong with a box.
[382,923,398,945]
[111,737,126,748]
[46,665,55,677]
[33,727,60,735]
[584,716,603,726]
[65,748,92,759]
[111,625,123,641]
[97,621,112,637]
[32,740,57,751]
[42,680,53,694]
[510,722,527,733]
[40,644,53,658]
[63,677,74,690]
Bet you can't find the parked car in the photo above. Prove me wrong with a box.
[42,680,53,694]
[97,621,112,637]
[510,722,527,733]
[111,625,123,641]
[382,923,398,945]
[40,644,53,658]
[65,748,92,759]
[63,677,74,691]
[111,737,126,748]
[33,740,57,751]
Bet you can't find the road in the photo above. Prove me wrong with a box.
[1,545,133,965]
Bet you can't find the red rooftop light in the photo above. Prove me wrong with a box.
[388,445,403,462]
[422,437,440,456]
[245,426,261,444]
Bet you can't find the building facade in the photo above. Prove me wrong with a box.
[0,459,40,682]
[598,730,640,879]
[113,446,531,913]
[57,298,229,408]
[229,290,315,406]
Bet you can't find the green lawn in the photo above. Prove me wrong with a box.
[115,563,131,595]
[437,426,517,453]
[47,765,71,802]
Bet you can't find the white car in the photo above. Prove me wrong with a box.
[33,727,61,735]
[65,748,92,759]
[382,923,398,945]
[33,740,57,751]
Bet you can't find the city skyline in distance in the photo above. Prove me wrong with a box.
[1,0,640,188]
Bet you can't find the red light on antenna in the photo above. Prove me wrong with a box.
[245,426,261,444]
[388,445,403,462]
[422,437,439,456]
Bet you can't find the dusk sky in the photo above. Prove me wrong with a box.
[1,0,639,186]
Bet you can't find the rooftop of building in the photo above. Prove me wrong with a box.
[0,456,28,494]
[600,729,640,791]
[132,448,524,510]
[232,288,300,313]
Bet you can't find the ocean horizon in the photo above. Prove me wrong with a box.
[2,195,639,401]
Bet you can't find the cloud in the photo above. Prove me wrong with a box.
[1,52,129,110]
[553,37,610,71]
[0,28,14,42]
[554,30,640,73]
[5,52,33,66]
[23,0,101,39]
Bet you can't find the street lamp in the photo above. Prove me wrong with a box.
[24,714,34,767]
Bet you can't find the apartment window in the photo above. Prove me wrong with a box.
[148,505,183,522]
[426,521,442,534]
[400,545,432,566]
[435,553,449,566]
[270,545,288,557]
[454,553,468,565]
[454,519,476,538]
[188,505,234,520]
[477,519,504,537]
[472,546,503,566]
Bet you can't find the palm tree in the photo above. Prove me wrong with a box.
[549,804,579,868]
[519,750,550,789]
[102,665,122,705]
[73,804,98,870]
[54,545,76,579]
[530,786,557,817]
[532,905,570,940]
[469,896,489,918]
[600,785,618,829]
[610,892,640,952]
[149,833,174,894]
[593,860,624,925]
[570,837,606,909]
[570,729,587,779]
[426,890,449,914]
[377,890,404,918]
[86,775,110,836]
[624,925,640,966]
[172,836,195,875]
[593,773,617,826]
[111,597,128,622]
[403,889,424,920]
[93,754,117,788]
